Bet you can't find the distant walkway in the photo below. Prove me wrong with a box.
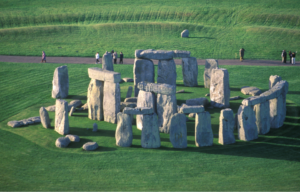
[0,55,299,66]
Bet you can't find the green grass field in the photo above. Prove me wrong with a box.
[0,62,300,191]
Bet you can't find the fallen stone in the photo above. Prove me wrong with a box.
[7,120,24,128]
[122,77,134,82]
[136,90,156,130]
[124,97,137,103]
[69,106,75,116]
[253,101,270,135]
[219,109,235,145]
[169,113,187,148]
[181,29,189,38]
[55,137,70,148]
[241,86,262,96]
[186,97,209,106]
[7,116,41,128]
[138,81,176,95]
[93,123,98,132]
[87,79,104,121]
[88,67,120,83]
[45,100,83,112]
[204,59,219,88]
[55,99,69,135]
[40,107,51,128]
[178,104,204,114]
[157,59,177,86]
[123,107,154,115]
[102,51,114,71]
[182,57,198,87]
[195,112,213,147]
[242,95,266,106]
[230,96,241,100]
[120,102,137,111]
[157,94,177,133]
[188,113,196,118]
[210,68,230,108]
[126,86,133,98]
[52,65,69,99]
[103,82,121,124]
[136,49,174,60]
[82,142,99,151]
[176,89,185,93]
[65,134,80,142]
[269,75,282,89]
[141,113,161,148]
[173,50,191,58]
[134,58,155,97]
[115,112,133,147]
[237,105,258,141]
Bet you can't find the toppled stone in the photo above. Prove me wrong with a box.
[120,102,137,111]
[93,123,98,132]
[181,29,189,38]
[241,86,262,96]
[123,107,154,115]
[55,99,69,135]
[126,86,133,98]
[174,50,191,58]
[242,95,266,106]
[204,59,219,88]
[55,137,70,148]
[157,94,177,133]
[88,67,120,83]
[87,79,104,121]
[138,81,176,95]
[141,113,161,148]
[123,77,134,82]
[136,90,156,130]
[186,97,209,106]
[269,75,282,89]
[136,49,174,60]
[45,100,82,112]
[40,107,51,128]
[178,104,204,114]
[7,116,41,128]
[134,58,155,97]
[219,109,235,145]
[115,112,133,147]
[7,121,23,128]
[195,112,213,147]
[182,57,198,87]
[157,59,177,86]
[210,68,230,108]
[230,96,241,100]
[188,113,196,118]
[253,101,270,135]
[124,97,137,103]
[69,106,75,116]
[237,105,258,141]
[52,65,69,99]
[103,82,121,124]
[102,51,114,71]
[176,89,185,93]
[65,134,80,142]
[169,113,187,148]
[82,142,99,151]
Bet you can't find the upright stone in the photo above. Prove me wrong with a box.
[133,58,154,97]
[102,51,113,71]
[87,79,104,121]
[204,59,219,88]
[181,29,189,38]
[52,65,69,99]
[253,100,270,134]
[219,109,235,145]
[39,107,51,128]
[141,113,161,148]
[103,82,121,124]
[136,90,156,130]
[195,112,213,147]
[182,57,198,87]
[126,86,133,98]
[115,112,133,147]
[93,123,98,132]
[169,113,187,148]
[157,94,177,133]
[55,99,69,135]
[237,105,258,141]
[210,68,230,108]
[269,75,282,89]
[157,59,177,86]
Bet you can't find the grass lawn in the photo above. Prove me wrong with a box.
[0,62,300,191]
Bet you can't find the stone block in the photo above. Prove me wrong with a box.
[52,65,69,99]
[157,94,177,133]
[269,75,282,89]
[141,113,161,148]
[126,86,133,98]
[182,57,198,87]
[219,109,235,145]
[195,111,213,147]
[88,67,121,83]
[253,101,270,135]
[204,59,218,88]
[136,90,156,130]
[137,49,174,60]
[124,97,137,103]
[242,95,266,106]
[102,51,114,71]
[55,99,69,135]
[137,81,176,95]
[115,112,133,147]
[65,134,80,142]
[237,105,258,141]
[120,102,137,112]
[82,142,98,151]
[186,97,209,106]
[93,123,98,132]
[55,137,70,148]
[174,50,191,58]
[210,68,230,108]
[157,59,177,86]
[178,104,204,114]
[241,86,262,96]
[169,113,187,148]
[134,58,155,97]
[68,106,75,116]
[39,107,51,128]
[122,77,133,82]
[181,29,189,38]
[87,79,104,121]
[103,82,121,124]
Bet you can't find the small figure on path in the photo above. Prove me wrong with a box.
[119,52,123,64]
[239,48,245,62]
[281,50,287,63]
[292,52,296,65]
[289,51,292,64]
[113,51,118,64]
[95,52,100,64]
[41,51,46,63]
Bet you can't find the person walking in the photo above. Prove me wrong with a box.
[281,50,287,63]
[239,48,245,62]
[41,51,46,63]
[113,51,118,64]
[95,52,100,64]
[292,52,296,65]
[289,51,293,64]
[119,52,123,64]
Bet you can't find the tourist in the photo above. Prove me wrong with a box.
[119,52,123,64]
[281,50,287,63]
[292,52,296,65]
[95,52,100,64]
[239,48,245,62]
[113,51,118,64]
[289,51,293,64]
[41,51,46,63]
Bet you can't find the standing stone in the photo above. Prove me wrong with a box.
[141,113,161,148]
[269,75,282,89]
[195,112,213,147]
[126,86,133,98]
[169,113,187,148]
[69,106,75,116]
[55,99,69,135]
[103,82,121,124]
[204,59,219,88]
[133,58,154,97]
[210,68,230,108]
[39,107,51,128]
[157,59,177,86]
[115,112,133,147]
[186,97,209,106]
[157,94,177,133]
[87,79,104,121]
[181,29,189,38]
[219,109,235,145]
[136,90,156,130]
[93,123,98,132]
[102,51,114,71]
[253,101,270,135]
[52,65,69,99]
[237,105,258,141]
[182,57,198,87]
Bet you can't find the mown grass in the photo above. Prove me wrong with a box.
[0,62,300,190]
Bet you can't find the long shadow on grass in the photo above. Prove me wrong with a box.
[70,127,115,137]
[67,95,87,101]
[188,37,216,39]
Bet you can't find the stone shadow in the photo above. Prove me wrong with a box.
[70,127,115,137]
[67,95,87,101]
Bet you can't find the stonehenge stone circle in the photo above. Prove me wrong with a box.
[55,99,69,135]
[134,58,155,97]
[39,107,51,128]
[219,109,235,145]
[181,29,189,38]
[141,113,161,148]
[138,81,176,95]
[157,93,177,133]
[269,75,282,89]
[87,79,104,121]
[103,81,121,124]
[123,107,154,115]
[237,105,258,141]
[136,90,156,130]
[55,137,70,148]
[115,112,133,147]
[82,142,99,151]
[186,97,209,106]
[241,86,262,96]
[126,86,133,98]
[52,65,69,99]
[169,113,187,148]
[204,59,219,88]
[157,59,177,86]
[210,68,230,108]
[102,51,114,71]
[182,57,198,87]
[65,134,80,142]
[195,111,213,147]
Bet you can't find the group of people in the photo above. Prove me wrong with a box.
[95,50,124,64]
[281,50,296,64]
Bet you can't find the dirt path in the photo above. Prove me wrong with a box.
[0,55,298,66]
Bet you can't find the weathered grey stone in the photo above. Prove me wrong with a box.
[182,57,198,87]
[173,50,191,58]
[55,137,70,148]
[45,105,56,112]
[241,86,262,96]
[115,112,133,147]
[204,59,219,88]
[195,112,213,147]
[88,67,120,83]
[219,109,235,145]
[269,75,282,89]
[120,102,137,111]
[169,113,187,148]
[55,99,69,135]
[237,105,258,141]
[141,113,161,148]
[52,65,69,99]
[93,123,98,132]
[82,142,98,151]
[136,90,156,130]
[124,97,137,103]
[69,106,75,116]
[253,101,270,135]
[7,116,41,128]
[134,49,144,58]
[210,68,230,108]
[137,49,174,60]
[102,51,114,71]
[123,107,154,115]
[65,134,80,142]
[81,103,88,110]
[45,99,82,112]
[176,89,185,93]
[103,82,121,124]
[157,59,177,86]
[178,104,204,114]
[126,86,133,98]
[242,95,266,106]
[122,77,134,82]
[230,96,241,100]
[7,120,23,128]
[157,94,177,133]
[186,97,209,106]
[87,79,104,121]
[40,107,51,128]
[134,58,155,97]
[138,81,176,95]
[188,113,196,118]
[181,29,189,38]
[260,87,281,101]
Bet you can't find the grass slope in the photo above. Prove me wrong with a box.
[0,62,300,190]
